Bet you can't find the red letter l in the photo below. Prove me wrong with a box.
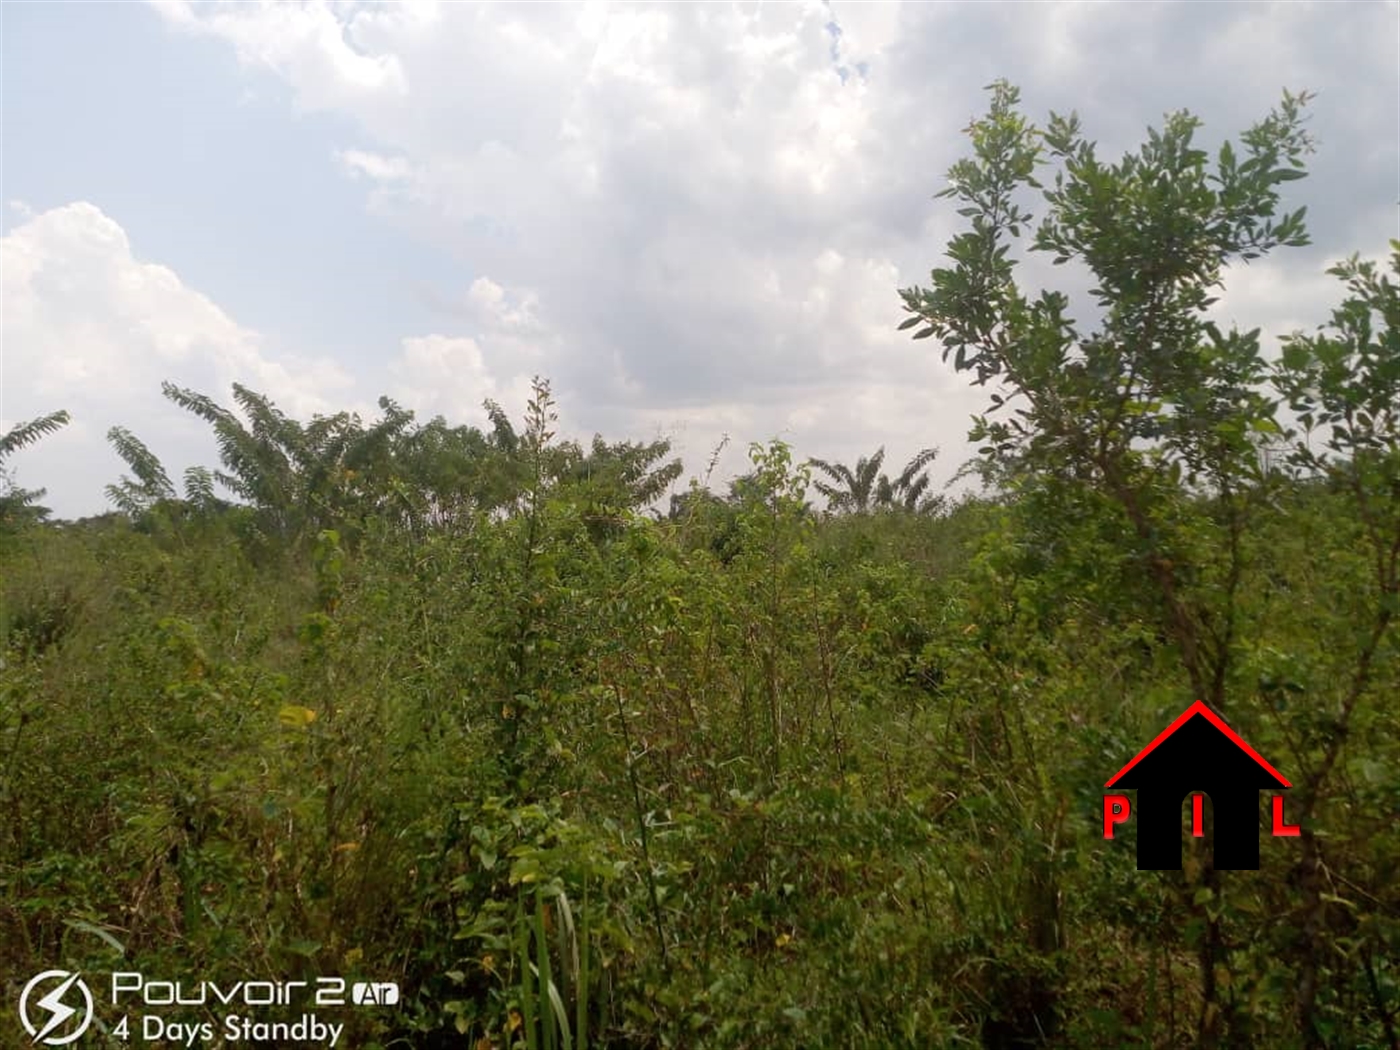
[1272,795,1300,837]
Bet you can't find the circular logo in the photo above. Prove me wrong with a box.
[18,971,94,1046]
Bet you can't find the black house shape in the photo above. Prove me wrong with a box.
[1106,701,1290,870]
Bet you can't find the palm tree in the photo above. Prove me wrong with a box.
[881,447,943,513]
[808,447,887,513]
[808,446,942,515]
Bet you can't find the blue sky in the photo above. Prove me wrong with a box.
[3,0,1397,518]
[3,2,445,373]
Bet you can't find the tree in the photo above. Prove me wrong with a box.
[877,447,943,513]
[554,435,683,512]
[1273,244,1399,1046]
[105,427,232,530]
[808,447,887,513]
[898,81,1319,1047]
[0,409,70,528]
[105,426,176,517]
[162,382,432,540]
[809,447,942,514]
[0,410,71,462]
[899,79,1313,710]
[160,378,682,540]
[162,380,306,537]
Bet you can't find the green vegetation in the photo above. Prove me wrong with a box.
[1,410,71,530]
[2,84,1396,1049]
[808,447,943,516]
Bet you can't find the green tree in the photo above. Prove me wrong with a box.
[554,434,683,514]
[105,426,176,517]
[162,383,433,539]
[808,447,887,513]
[0,410,71,462]
[809,447,942,514]
[0,409,70,528]
[1273,244,1400,1046]
[162,380,308,538]
[899,79,1313,709]
[898,81,1321,1047]
[877,447,943,513]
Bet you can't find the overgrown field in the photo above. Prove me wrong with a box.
[2,83,1397,1049]
[2,451,1396,1048]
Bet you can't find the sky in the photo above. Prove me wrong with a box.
[2,0,1396,520]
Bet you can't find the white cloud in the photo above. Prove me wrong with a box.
[338,148,413,183]
[1,202,355,518]
[387,334,534,423]
[384,273,555,428]
[131,0,1399,505]
[154,0,410,111]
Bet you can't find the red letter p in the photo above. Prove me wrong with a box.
[1103,794,1131,839]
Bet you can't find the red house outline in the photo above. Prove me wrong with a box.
[1105,700,1291,789]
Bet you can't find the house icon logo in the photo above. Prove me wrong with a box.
[1103,701,1300,870]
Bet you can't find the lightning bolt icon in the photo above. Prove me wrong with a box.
[30,972,82,1045]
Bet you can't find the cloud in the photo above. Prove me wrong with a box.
[152,0,411,111]
[384,275,550,414]
[123,1,1400,502]
[338,148,413,184]
[1,202,355,518]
